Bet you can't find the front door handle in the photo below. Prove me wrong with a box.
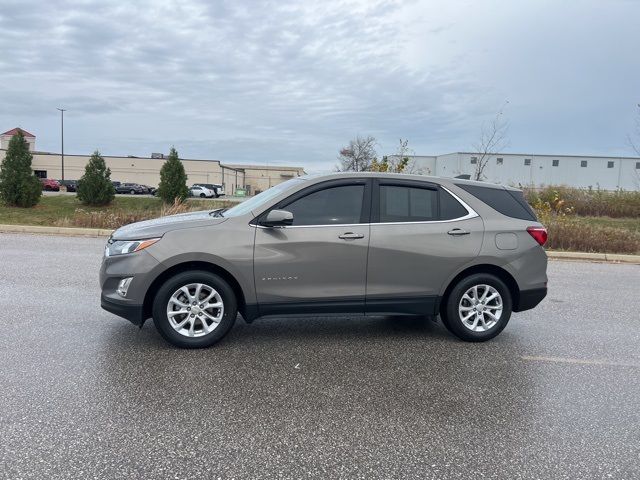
[339,232,365,240]
[447,228,470,236]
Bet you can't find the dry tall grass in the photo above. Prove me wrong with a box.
[524,186,640,218]
[531,190,640,254]
[55,198,228,230]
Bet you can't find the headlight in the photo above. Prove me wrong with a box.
[105,238,160,257]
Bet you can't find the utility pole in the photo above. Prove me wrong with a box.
[57,108,66,181]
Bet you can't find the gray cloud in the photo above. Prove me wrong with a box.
[1,0,639,171]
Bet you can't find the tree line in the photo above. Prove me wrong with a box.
[0,131,190,208]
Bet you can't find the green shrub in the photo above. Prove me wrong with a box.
[157,147,189,204]
[0,132,42,207]
[77,151,115,206]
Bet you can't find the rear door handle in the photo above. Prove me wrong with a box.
[339,232,365,240]
[447,228,470,236]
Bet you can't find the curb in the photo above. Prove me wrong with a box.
[1,223,639,264]
[0,224,113,237]
[546,251,639,264]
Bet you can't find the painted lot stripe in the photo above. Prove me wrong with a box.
[521,355,640,369]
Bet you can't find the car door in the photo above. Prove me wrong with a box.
[253,178,372,315]
[366,179,483,315]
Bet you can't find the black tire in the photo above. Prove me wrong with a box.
[152,270,237,348]
[130,189,136,195]
[440,273,512,342]
[199,193,206,198]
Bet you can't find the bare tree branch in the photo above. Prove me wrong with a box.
[472,103,510,181]
[336,136,378,172]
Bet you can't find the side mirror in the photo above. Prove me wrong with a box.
[262,209,293,227]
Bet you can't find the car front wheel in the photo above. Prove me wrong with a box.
[152,271,237,348]
[440,273,512,342]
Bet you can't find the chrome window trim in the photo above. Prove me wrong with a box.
[252,186,478,229]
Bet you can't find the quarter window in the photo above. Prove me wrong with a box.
[379,185,438,222]
[283,185,364,226]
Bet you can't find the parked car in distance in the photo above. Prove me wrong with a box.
[40,178,60,191]
[193,183,225,197]
[140,185,157,195]
[100,172,548,348]
[189,185,216,198]
[59,180,77,192]
[115,183,145,195]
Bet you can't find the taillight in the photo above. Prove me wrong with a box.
[527,226,548,246]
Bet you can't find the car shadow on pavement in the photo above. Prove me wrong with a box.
[100,313,455,351]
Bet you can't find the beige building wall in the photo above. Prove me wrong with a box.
[224,164,306,194]
[0,150,305,194]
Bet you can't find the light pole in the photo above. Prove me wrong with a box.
[57,108,66,181]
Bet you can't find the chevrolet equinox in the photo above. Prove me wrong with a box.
[100,173,548,348]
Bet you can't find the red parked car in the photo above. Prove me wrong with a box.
[40,178,60,191]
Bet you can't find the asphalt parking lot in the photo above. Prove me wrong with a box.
[1,233,639,479]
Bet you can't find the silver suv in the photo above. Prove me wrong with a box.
[100,173,548,348]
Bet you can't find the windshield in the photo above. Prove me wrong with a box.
[222,177,307,217]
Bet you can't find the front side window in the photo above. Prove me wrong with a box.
[379,185,437,222]
[283,185,364,226]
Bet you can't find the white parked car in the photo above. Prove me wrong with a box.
[190,185,215,198]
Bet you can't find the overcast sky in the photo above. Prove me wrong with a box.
[1,0,639,171]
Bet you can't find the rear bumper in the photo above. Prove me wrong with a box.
[514,287,547,312]
[101,294,144,326]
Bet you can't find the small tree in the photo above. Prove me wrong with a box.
[472,103,509,181]
[371,139,414,173]
[336,136,378,172]
[157,147,189,203]
[77,151,115,206]
[0,131,42,207]
[628,104,640,187]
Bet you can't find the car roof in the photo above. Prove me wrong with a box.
[299,172,518,191]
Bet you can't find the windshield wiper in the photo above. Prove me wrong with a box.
[209,208,227,217]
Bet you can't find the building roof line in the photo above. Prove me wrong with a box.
[1,127,35,137]
[435,151,640,160]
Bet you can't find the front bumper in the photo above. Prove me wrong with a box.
[101,294,145,326]
[514,287,547,312]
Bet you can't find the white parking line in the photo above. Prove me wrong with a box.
[521,355,640,368]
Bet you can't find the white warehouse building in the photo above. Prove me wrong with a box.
[409,152,640,190]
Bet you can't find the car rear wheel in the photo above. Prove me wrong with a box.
[130,189,136,195]
[152,271,237,348]
[440,273,512,342]
[199,193,206,198]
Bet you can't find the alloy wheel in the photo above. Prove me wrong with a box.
[458,284,503,332]
[166,283,224,337]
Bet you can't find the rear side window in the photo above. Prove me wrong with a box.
[455,184,537,221]
[440,188,469,220]
[379,185,438,222]
[283,185,364,226]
